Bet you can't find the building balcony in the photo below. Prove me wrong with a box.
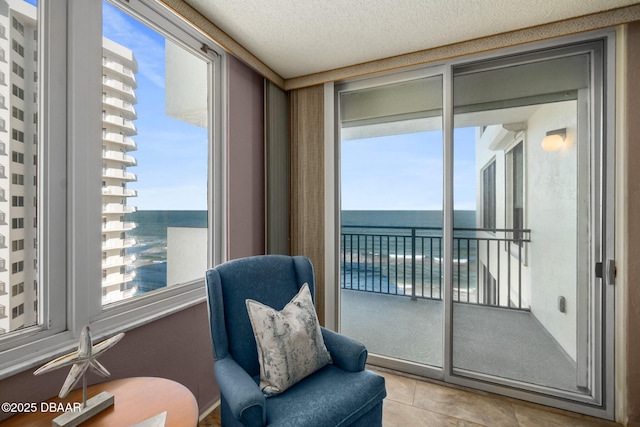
[102,131,137,150]
[0,304,5,319]
[102,203,137,214]
[102,237,137,251]
[101,271,136,288]
[102,253,136,268]
[102,168,137,182]
[102,77,136,103]
[340,225,581,392]
[102,186,137,197]
[102,96,137,120]
[102,149,137,166]
[102,285,136,305]
[102,220,137,232]
[103,113,137,134]
[342,289,578,392]
[0,281,5,295]
[341,225,531,308]
[102,59,137,86]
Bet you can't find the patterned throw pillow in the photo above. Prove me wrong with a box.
[246,283,332,396]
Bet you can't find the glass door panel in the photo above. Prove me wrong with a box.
[339,74,444,368]
[451,52,598,396]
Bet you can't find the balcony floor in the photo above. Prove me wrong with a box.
[341,289,578,392]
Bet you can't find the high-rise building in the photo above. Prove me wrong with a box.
[101,38,138,305]
[0,1,139,335]
[0,0,39,336]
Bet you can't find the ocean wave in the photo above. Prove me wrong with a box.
[134,259,167,268]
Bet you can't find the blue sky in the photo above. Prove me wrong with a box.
[103,1,208,211]
[28,0,477,213]
[341,127,477,211]
[104,0,477,213]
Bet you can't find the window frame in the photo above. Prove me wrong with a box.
[505,138,525,252]
[0,0,226,379]
[481,158,496,231]
[330,31,616,419]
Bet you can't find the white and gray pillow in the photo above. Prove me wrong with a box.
[246,283,332,395]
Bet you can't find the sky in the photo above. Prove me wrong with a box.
[103,0,477,214]
[341,127,478,211]
[24,0,477,213]
[102,1,209,211]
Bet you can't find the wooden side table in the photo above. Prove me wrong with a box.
[0,377,199,427]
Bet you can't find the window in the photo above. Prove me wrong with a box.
[481,160,496,230]
[12,151,24,163]
[12,17,24,35]
[11,106,24,121]
[11,304,24,319]
[506,141,524,246]
[12,62,24,78]
[12,129,24,142]
[12,261,24,274]
[100,1,213,305]
[11,39,24,57]
[11,283,24,297]
[12,240,24,252]
[0,0,224,379]
[12,173,24,185]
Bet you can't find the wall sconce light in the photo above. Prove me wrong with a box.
[541,128,566,151]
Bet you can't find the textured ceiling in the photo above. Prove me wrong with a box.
[185,0,640,79]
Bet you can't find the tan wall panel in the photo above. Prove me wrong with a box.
[290,85,325,324]
[626,20,640,427]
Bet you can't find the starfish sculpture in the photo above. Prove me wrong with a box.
[34,326,125,400]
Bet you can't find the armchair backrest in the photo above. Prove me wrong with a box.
[205,255,315,377]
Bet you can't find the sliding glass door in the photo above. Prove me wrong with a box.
[450,46,601,399]
[339,70,444,370]
[336,36,614,417]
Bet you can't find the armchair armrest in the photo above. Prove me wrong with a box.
[321,327,368,372]
[214,357,266,427]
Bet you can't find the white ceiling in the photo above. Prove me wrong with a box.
[184,0,639,80]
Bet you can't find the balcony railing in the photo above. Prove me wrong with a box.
[341,225,531,310]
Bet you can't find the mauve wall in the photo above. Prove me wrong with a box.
[0,54,268,423]
[227,54,266,259]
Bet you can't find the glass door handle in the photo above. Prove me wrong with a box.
[596,260,616,285]
[606,259,616,285]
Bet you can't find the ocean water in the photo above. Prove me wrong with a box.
[125,210,207,294]
[123,209,477,298]
[340,210,478,299]
[342,210,476,229]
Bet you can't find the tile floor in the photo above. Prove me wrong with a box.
[199,368,621,427]
[375,368,620,427]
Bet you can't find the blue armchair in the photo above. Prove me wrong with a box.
[205,255,386,426]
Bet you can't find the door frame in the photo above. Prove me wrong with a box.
[326,29,616,420]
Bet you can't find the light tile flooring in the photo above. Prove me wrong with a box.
[375,368,620,427]
[199,368,621,427]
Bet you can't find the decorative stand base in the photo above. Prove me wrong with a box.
[52,391,114,427]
